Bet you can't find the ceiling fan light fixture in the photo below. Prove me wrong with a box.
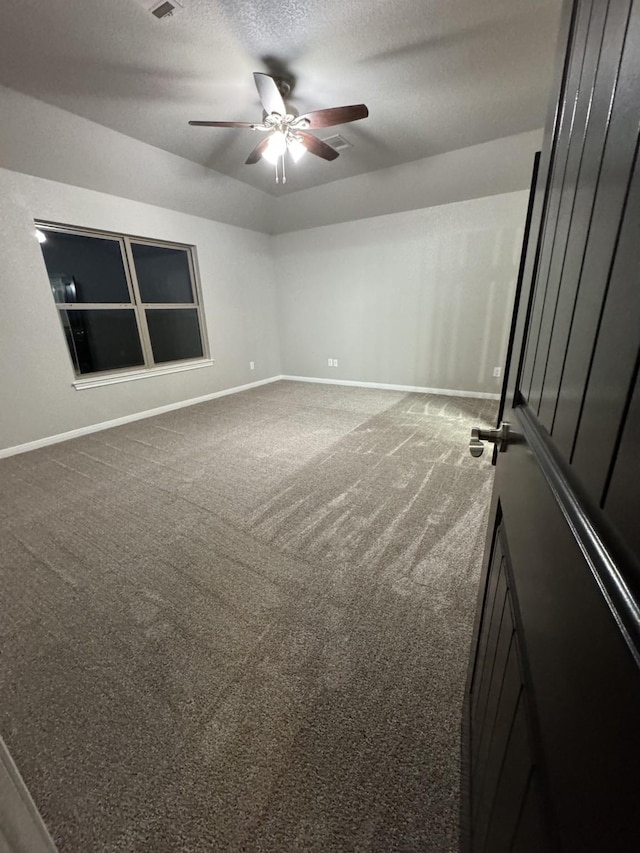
[262,130,287,165]
[189,72,369,184]
[288,136,307,163]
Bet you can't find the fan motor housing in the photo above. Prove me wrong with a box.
[272,76,293,99]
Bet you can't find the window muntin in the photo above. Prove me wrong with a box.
[38,225,207,378]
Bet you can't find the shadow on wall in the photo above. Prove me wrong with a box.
[274,194,527,394]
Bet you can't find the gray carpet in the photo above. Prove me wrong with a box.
[0,381,496,852]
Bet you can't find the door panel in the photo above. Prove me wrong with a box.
[510,772,549,853]
[464,1,640,850]
[538,0,633,430]
[490,408,640,851]
[472,567,514,785]
[571,157,640,502]
[527,0,608,413]
[519,0,593,401]
[604,367,640,555]
[551,2,640,458]
[469,524,549,853]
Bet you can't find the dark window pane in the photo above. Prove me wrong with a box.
[146,309,203,364]
[132,243,194,303]
[40,231,130,304]
[59,309,144,375]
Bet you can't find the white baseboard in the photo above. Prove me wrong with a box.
[1,374,498,460]
[0,734,57,851]
[0,376,283,459]
[281,375,501,400]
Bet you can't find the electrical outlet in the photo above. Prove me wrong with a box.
[328,358,333,367]
[493,366,502,378]
[249,361,255,370]
[334,359,339,368]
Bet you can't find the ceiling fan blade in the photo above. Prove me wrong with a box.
[254,72,286,116]
[189,120,258,128]
[296,131,339,161]
[245,137,271,165]
[301,104,369,128]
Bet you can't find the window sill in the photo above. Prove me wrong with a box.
[72,359,215,390]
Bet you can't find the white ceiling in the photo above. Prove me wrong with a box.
[1,0,562,197]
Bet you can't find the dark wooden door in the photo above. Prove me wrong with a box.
[463,1,640,851]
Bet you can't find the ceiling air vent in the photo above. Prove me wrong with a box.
[152,2,175,17]
[135,0,185,19]
[323,134,353,151]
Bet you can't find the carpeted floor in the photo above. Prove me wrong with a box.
[0,381,496,852]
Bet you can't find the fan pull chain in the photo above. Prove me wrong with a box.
[282,155,287,184]
[275,160,279,184]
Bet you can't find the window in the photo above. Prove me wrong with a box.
[37,224,209,382]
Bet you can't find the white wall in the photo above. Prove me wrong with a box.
[0,84,540,236]
[274,191,529,395]
[0,167,280,453]
[0,87,540,452]
[273,130,542,233]
[0,168,530,455]
[0,85,272,233]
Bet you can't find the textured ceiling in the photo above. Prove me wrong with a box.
[1,0,562,196]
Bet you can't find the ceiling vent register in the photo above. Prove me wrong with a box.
[322,135,353,151]
[135,0,185,19]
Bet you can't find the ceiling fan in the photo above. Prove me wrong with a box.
[189,73,369,184]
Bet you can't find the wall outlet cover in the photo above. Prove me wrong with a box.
[493,366,502,378]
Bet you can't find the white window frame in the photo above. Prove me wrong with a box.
[37,221,212,388]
